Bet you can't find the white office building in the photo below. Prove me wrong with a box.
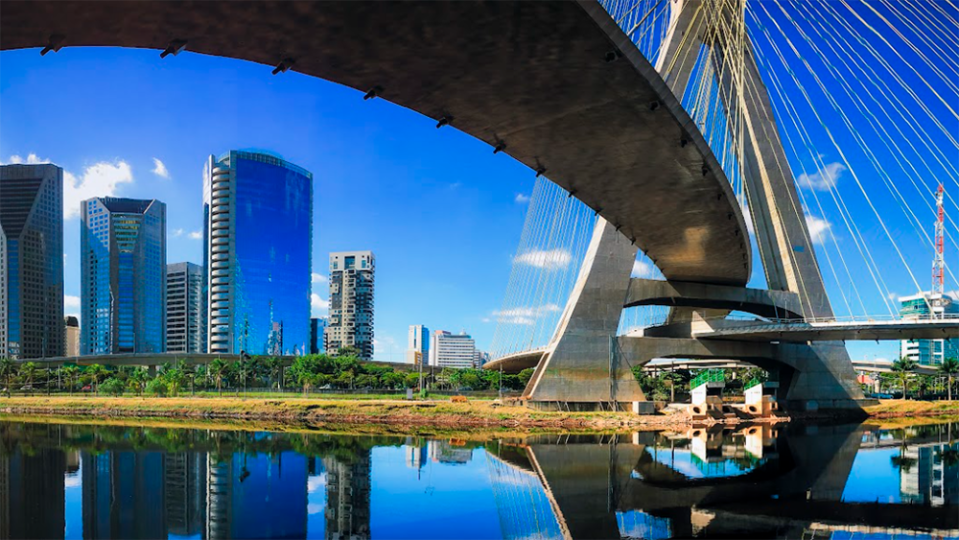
[406,324,430,365]
[430,330,476,369]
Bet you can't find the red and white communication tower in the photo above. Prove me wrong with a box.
[932,183,946,315]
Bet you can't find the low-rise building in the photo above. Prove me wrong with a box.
[430,330,475,369]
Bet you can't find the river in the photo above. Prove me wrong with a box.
[0,419,956,539]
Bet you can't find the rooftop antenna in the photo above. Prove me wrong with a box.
[932,183,946,317]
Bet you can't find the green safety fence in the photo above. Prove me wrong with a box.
[690,369,725,389]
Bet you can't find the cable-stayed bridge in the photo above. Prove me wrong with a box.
[3,1,957,410]
[485,0,959,411]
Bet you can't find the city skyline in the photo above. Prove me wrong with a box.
[0,47,531,361]
[2,44,953,362]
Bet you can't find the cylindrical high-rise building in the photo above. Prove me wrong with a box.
[203,151,313,355]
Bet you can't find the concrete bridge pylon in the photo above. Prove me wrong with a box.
[521,0,868,411]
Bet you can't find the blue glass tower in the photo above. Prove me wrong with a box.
[204,151,313,355]
[81,197,166,354]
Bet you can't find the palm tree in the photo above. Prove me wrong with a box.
[264,357,282,391]
[61,366,80,395]
[18,362,38,394]
[0,357,17,397]
[939,357,959,401]
[128,368,148,396]
[891,357,918,399]
[85,364,109,396]
[209,359,227,396]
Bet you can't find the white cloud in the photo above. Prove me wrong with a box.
[797,162,845,191]
[490,304,560,325]
[631,260,656,278]
[311,293,330,316]
[805,214,832,244]
[188,230,202,240]
[515,193,530,204]
[515,248,572,271]
[64,295,80,309]
[172,228,185,238]
[887,292,899,302]
[312,273,327,284]
[64,160,134,219]
[2,153,50,165]
[307,475,325,494]
[3,154,135,219]
[151,158,170,179]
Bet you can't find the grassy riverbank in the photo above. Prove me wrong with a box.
[2,396,957,429]
[863,399,959,418]
[0,395,655,429]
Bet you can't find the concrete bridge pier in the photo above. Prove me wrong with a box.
[523,219,646,410]
[775,342,871,411]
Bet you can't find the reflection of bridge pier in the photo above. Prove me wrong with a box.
[488,422,957,538]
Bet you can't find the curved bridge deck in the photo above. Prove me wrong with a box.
[1,0,750,285]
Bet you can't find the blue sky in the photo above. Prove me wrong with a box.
[1,0,955,363]
[0,47,536,360]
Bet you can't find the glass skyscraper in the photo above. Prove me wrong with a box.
[81,197,166,354]
[0,163,64,359]
[204,151,313,355]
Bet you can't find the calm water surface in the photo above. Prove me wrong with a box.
[1,420,957,539]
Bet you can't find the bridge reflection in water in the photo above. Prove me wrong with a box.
[486,423,959,539]
[0,421,955,539]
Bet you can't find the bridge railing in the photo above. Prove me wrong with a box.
[690,369,725,389]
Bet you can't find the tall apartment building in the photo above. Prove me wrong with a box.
[81,197,166,354]
[430,331,476,369]
[166,262,206,353]
[203,151,313,355]
[900,292,959,365]
[406,324,429,365]
[0,164,64,359]
[64,316,79,357]
[326,251,374,359]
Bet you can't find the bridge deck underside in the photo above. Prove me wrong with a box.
[0,0,750,285]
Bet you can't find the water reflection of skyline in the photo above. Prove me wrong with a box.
[0,421,955,539]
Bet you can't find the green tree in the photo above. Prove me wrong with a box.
[209,359,228,396]
[0,357,17,397]
[18,362,38,392]
[128,368,148,396]
[164,365,185,397]
[146,378,168,397]
[263,357,283,391]
[100,377,126,397]
[85,364,110,396]
[891,357,918,399]
[61,366,80,395]
[518,368,536,388]
[939,357,959,401]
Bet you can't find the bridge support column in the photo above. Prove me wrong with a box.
[523,219,646,409]
[776,342,874,411]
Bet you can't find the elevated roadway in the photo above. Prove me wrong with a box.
[691,318,959,342]
[1,1,751,285]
